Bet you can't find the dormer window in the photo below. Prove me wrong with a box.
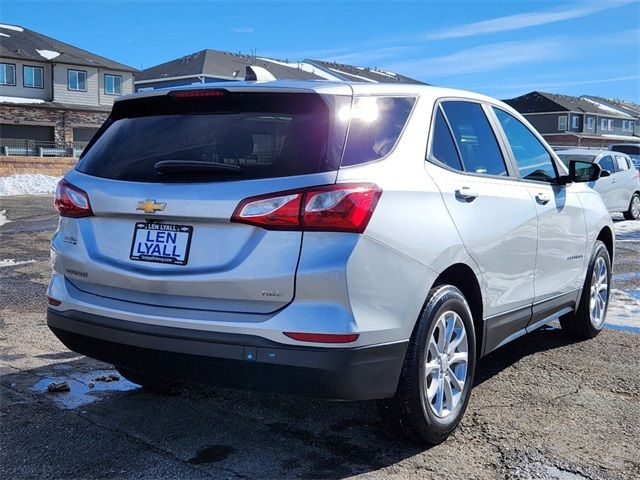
[68,69,87,91]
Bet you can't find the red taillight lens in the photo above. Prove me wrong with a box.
[231,183,382,233]
[47,296,62,306]
[169,89,226,98]
[283,332,359,343]
[54,179,93,218]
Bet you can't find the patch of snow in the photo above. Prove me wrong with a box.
[0,33,9,37]
[257,58,342,81]
[0,24,23,32]
[328,68,376,83]
[0,96,45,104]
[601,134,640,141]
[0,210,10,226]
[36,49,61,60]
[582,98,633,118]
[0,174,61,196]
[606,289,640,329]
[614,219,640,241]
[0,259,37,268]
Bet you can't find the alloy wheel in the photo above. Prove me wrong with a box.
[424,310,469,418]
[631,195,640,219]
[589,256,609,328]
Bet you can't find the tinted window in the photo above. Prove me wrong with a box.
[340,96,415,166]
[611,145,640,155]
[494,108,557,182]
[441,101,507,176]
[78,92,349,183]
[598,155,615,173]
[431,108,462,170]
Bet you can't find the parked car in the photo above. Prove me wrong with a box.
[48,82,614,445]
[608,143,640,169]
[557,149,640,220]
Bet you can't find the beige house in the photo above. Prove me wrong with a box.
[0,23,136,157]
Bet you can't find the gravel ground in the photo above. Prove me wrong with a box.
[1,195,639,480]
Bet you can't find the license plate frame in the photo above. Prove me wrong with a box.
[129,222,193,266]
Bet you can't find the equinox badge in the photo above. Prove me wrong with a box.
[137,199,166,214]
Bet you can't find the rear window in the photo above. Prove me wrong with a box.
[611,145,640,155]
[77,92,350,183]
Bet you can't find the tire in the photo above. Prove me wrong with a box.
[623,192,640,220]
[115,366,182,393]
[378,285,476,445]
[560,240,611,339]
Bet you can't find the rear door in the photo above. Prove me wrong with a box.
[428,100,538,351]
[61,90,349,314]
[491,107,587,323]
[595,155,619,211]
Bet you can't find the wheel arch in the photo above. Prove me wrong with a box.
[432,263,484,358]
[596,226,614,263]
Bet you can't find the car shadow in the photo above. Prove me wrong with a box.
[1,326,581,479]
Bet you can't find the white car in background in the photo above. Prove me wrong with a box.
[558,149,640,220]
[608,143,640,171]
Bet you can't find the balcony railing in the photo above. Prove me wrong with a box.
[0,138,89,158]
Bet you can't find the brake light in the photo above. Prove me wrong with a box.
[283,332,359,343]
[169,89,226,98]
[231,183,382,233]
[54,179,93,218]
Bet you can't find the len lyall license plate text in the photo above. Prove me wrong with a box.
[130,222,193,266]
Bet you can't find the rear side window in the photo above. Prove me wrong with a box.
[493,108,557,182]
[431,107,463,171]
[598,155,615,173]
[77,92,349,183]
[615,155,630,171]
[441,101,507,176]
[340,96,415,167]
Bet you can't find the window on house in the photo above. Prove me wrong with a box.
[68,70,87,91]
[558,115,567,131]
[600,118,607,131]
[608,119,613,131]
[441,101,507,176]
[0,63,16,85]
[571,116,579,129]
[587,117,595,130]
[23,65,44,88]
[104,74,122,95]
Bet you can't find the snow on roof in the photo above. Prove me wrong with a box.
[0,96,45,104]
[257,57,341,81]
[0,33,9,38]
[583,98,634,118]
[36,49,61,60]
[0,24,23,32]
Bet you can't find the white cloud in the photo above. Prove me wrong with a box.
[385,36,571,78]
[425,0,638,40]
[231,26,254,33]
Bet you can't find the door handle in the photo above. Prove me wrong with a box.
[455,187,479,201]
[611,178,617,183]
[535,192,550,205]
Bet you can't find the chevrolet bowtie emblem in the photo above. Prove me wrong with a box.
[137,199,166,214]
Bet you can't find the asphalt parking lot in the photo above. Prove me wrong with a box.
[1,195,639,479]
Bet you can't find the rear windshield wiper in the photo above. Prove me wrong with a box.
[153,160,243,175]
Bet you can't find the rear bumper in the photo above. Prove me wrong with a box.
[47,309,408,401]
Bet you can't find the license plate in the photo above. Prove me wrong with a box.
[129,222,193,266]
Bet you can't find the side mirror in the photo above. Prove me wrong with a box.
[568,160,603,183]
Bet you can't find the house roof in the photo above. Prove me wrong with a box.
[304,59,425,84]
[582,95,640,118]
[504,91,635,119]
[137,49,323,82]
[0,23,136,72]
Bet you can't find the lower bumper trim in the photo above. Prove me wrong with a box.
[47,309,408,401]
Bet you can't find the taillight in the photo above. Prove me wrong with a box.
[231,183,382,233]
[54,179,93,218]
[169,89,226,98]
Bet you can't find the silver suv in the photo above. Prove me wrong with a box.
[48,82,614,444]
[557,148,640,220]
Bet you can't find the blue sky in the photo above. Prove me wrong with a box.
[1,0,639,100]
